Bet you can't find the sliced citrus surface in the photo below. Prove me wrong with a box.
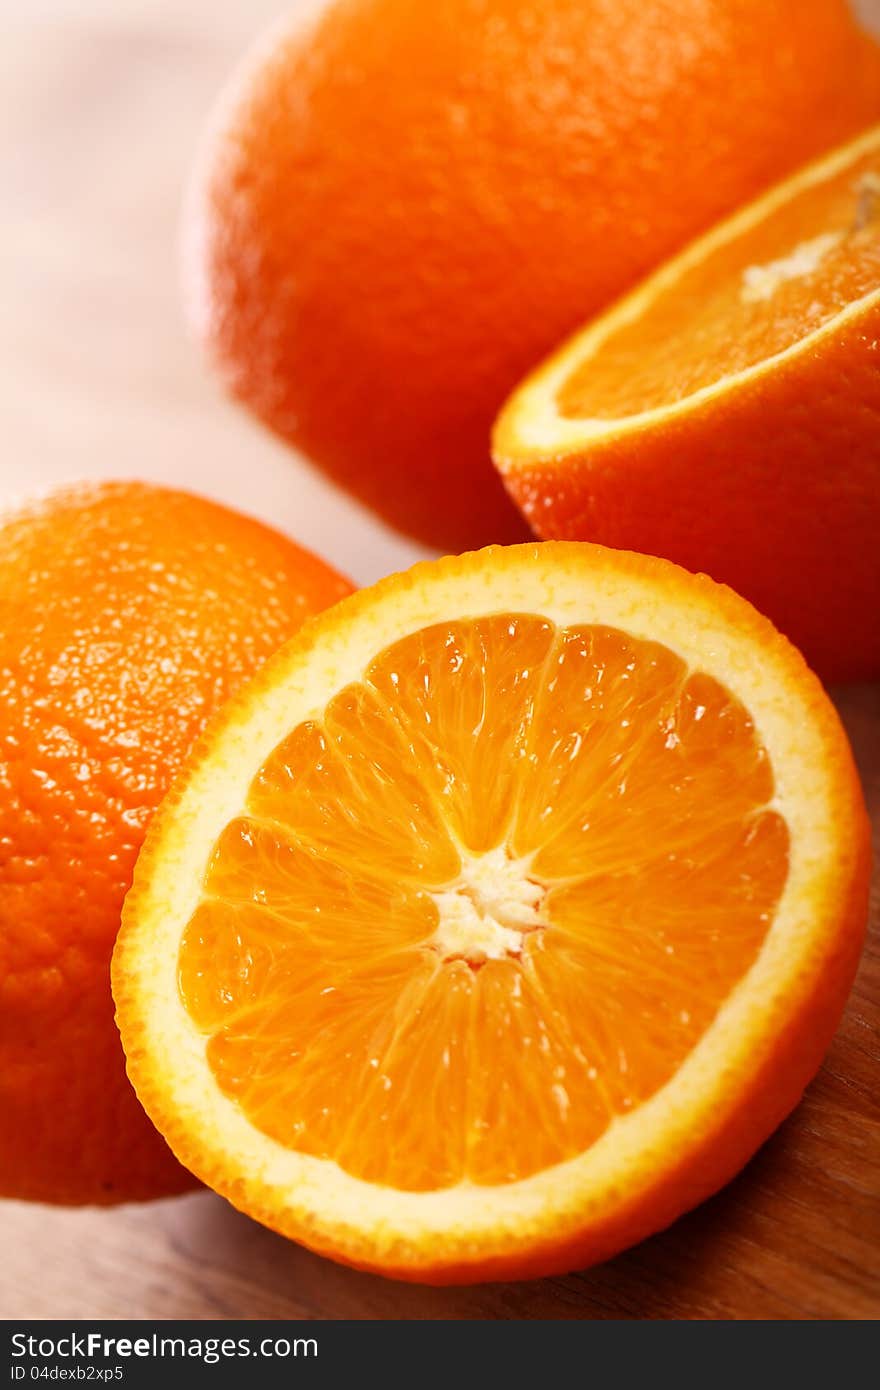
[492,126,880,681]
[113,544,869,1283]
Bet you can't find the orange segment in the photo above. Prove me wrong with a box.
[249,692,459,884]
[113,543,869,1283]
[543,810,790,1100]
[177,615,785,1191]
[366,615,557,854]
[527,668,776,880]
[333,960,473,1190]
[511,625,688,864]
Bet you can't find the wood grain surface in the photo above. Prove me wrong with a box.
[0,1,878,1321]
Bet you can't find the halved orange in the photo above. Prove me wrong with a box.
[492,126,880,681]
[112,544,869,1284]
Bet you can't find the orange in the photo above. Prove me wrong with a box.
[113,543,869,1283]
[0,482,351,1204]
[494,127,880,682]
[182,0,880,552]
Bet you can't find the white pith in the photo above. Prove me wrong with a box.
[740,231,841,303]
[430,846,545,963]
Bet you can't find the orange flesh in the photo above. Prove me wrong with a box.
[178,617,788,1190]
[557,148,880,421]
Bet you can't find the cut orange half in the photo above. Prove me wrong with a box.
[112,544,869,1284]
[492,126,880,681]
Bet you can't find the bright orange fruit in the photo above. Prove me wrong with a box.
[494,127,880,681]
[183,0,880,551]
[113,543,869,1283]
[0,482,352,1204]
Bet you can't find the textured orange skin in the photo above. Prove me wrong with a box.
[0,483,352,1205]
[184,0,880,551]
[497,300,880,684]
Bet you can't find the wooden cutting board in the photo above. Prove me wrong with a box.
[0,0,878,1320]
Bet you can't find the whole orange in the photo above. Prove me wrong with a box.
[183,0,880,550]
[0,482,352,1204]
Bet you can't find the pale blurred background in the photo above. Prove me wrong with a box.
[1,0,878,1322]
